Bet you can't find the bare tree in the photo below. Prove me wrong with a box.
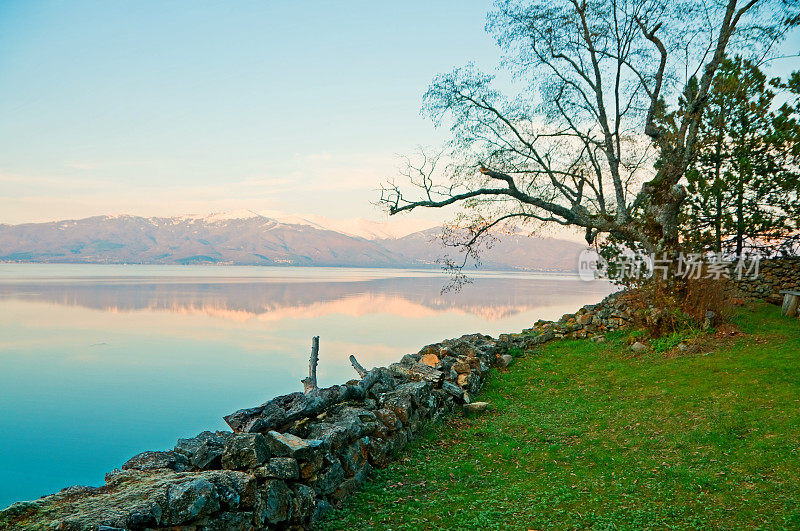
[380,0,799,266]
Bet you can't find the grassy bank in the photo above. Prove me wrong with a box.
[321,304,800,529]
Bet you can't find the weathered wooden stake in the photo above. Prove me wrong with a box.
[301,336,320,394]
[780,290,800,318]
[349,354,368,378]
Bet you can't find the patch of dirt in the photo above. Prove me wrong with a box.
[666,324,746,358]
[662,323,746,358]
[715,323,743,338]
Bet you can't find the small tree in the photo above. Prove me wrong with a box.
[380,0,798,271]
[685,58,800,255]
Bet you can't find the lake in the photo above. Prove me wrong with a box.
[0,264,614,508]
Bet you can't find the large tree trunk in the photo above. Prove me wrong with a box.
[641,160,688,256]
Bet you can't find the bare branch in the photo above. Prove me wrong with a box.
[349,355,368,378]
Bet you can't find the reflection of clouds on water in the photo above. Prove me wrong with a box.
[0,275,613,322]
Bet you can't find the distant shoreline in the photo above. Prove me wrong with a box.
[0,261,578,274]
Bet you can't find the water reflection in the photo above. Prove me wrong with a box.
[0,274,606,322]
[0,265,613,508]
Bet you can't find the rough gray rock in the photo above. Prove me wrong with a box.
[328,407,376,440]
[258,479,292,525]
[304,422,349,450]
[630,341,648,353]
[373,408,402,431]
[174,431,232,471]
[199,511,253,531]
[441,380,466,402]
[290,484,316,524]
[463,402,490,414]
[311,461,346,495]
[166,477,220,525]
[221,433,270,470]
[191,441,226,471]
[394,381,432,408]
[254,457,299,480]
[223,393,299,433]
[205,470,257,510]
[497,354,514,367]
[379,391,413,425]
[122,450,189,472]
[265,431,324,460]
[338,438,369,476]
[333,462,373,502]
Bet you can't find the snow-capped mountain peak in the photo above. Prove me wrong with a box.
[178,210,264,223]
[259,211,437,240]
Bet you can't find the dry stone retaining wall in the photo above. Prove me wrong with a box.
[0,292,636,531]
[732,257,800,304]
[0,334,500,530]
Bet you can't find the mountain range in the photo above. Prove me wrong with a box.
[0,212,587,271]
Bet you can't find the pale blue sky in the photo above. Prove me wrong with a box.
[0,1,798,226]
[0,0,498,224]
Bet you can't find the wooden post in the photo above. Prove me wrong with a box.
[781,291,800,318]
[787,295,799,318]
[301,336,320,394]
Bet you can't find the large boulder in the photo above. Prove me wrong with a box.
[379,392,413,425]
[221,433,270,470]
[174,431,232,471]
[290,484,316,524]
[223,393,300,433]
[254,457,299,480]
[165,477,220,525]
[265,431,324,460]
[338,437,369,476]
[122,450,189,472]
[256,479,292,525]
[304,422,349,450]
[394,381,431,408]
[373,408,402,432]
[204,470,257,510]
[310,460,346,495]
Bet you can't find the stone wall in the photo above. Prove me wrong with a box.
[732,257,800,304]
[0,292,635,531]
[0,334,502,530]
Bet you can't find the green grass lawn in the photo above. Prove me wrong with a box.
[321,304,800,530]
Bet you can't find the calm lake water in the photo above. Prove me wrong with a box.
[0,264,614,508]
